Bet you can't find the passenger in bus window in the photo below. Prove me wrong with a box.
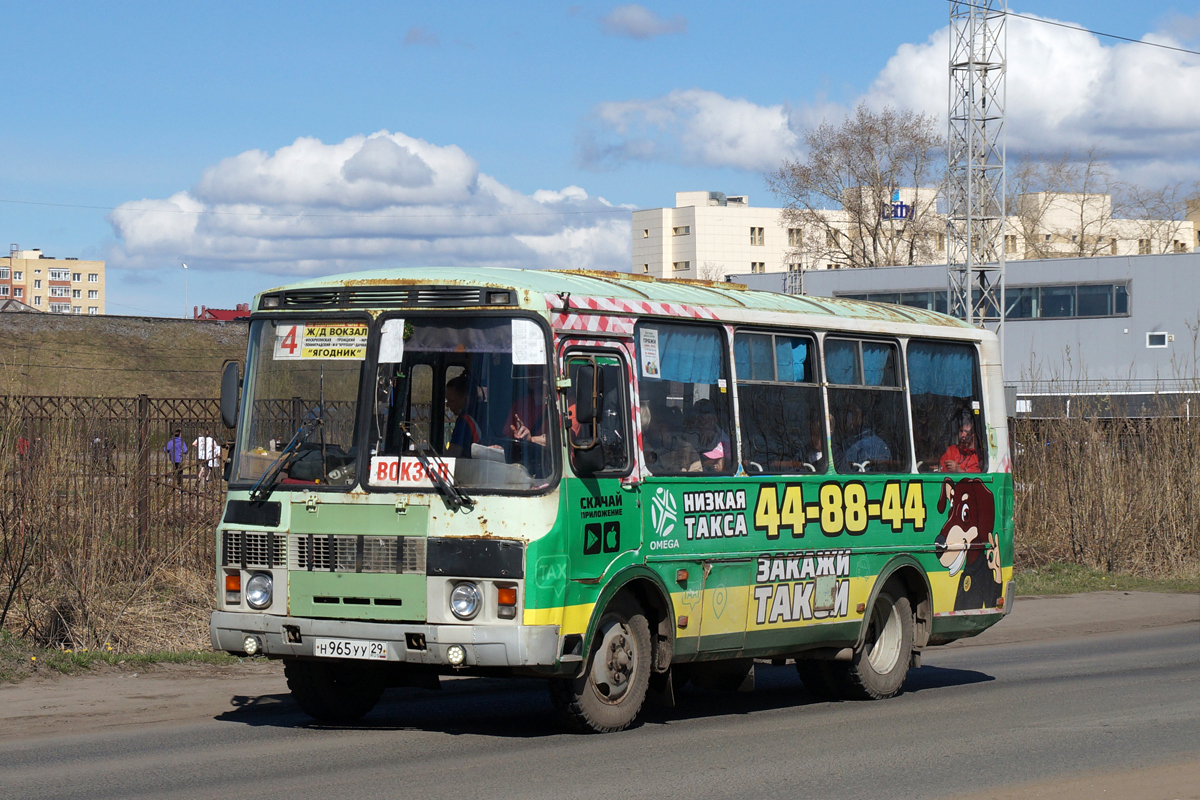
[644,419,701,473]
[803,418,826,472]
[837,405,890,472]
[504,378,547,446]
[689,399,731,472]
[444,375,480,458]
[939,412,980,473]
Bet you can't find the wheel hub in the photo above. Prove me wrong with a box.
[592,622,636,701]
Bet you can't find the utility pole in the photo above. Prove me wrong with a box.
[947,0,1007,352]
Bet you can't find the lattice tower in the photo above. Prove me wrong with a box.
[946,0,1007,344]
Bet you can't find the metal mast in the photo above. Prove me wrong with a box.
[947,0,1006,342]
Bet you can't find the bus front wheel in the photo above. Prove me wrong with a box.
[549,596,651,733]
[843,586,914,700]
[284,658,386,723]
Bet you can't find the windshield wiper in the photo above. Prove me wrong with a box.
[399,422,475,513]
[249,417,320,501]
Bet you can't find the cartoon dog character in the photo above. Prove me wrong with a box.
[935,477,1002,611]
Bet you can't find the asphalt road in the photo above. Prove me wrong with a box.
[3,620,1198,800]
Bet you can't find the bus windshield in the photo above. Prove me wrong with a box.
[232,319,367,491]
[368,316,555,493]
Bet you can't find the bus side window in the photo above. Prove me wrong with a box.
[636,322,733,476]
[907,340,985,473]
[827,338,912,473]
[734,332,824,474]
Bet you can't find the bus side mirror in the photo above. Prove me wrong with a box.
[221,361,241,429]
[575,364,596,424]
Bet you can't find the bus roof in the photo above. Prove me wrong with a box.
[255,267,975,331]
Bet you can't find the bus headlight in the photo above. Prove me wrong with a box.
[245,573,273,609]
[449,582,482,620]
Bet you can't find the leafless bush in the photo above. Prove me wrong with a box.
[1012,396,1200,577]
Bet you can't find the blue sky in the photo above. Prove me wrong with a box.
[2,2,1198,317]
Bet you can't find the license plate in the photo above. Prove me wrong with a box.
[311,638,389,660]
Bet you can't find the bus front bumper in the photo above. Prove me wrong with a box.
[210,611,561,669]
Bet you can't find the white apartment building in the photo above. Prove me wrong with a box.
[633,191,1197,281]
[0,247,106,315]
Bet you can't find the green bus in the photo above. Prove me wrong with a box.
[210,267,1014,733]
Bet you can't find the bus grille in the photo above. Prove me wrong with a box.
[288,534,426,574]
[222,530,287,568]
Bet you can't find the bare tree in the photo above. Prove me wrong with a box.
[1122,180,1198,254]
[1012,148,1125,258]
[696,261,727,282]
[767,104,945,270]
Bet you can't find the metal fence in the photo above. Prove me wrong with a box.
[1,395,227,567]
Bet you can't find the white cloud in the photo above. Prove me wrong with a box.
[579,89,798,171]
[109,132,632,277]
[600,5,686,40]
[579,14,1200,184]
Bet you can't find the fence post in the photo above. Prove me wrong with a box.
[137,393,150,550]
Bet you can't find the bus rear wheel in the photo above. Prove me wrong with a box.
[842,586,914,700]
[549,596,651,733]
[284,658,386,723]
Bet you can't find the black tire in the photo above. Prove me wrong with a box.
[549,596,652,733]
[284,658,386,723]
[842,586,914,700]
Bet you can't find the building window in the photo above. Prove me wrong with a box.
[88,290,98,299]
[50,302,71,313]
[750,227,764,246]
[0,268,8,279]
[88,307,98,315]
[643,230,649,239]
[751,262,766,274]
[1110,238,1117,255]
[827,230,840,248]
[672,226,690,236]
[33,296,42,306]
[1147,332,1169,348]
[672,261,690,272]
[34,280,42,289]
[14,288,23,298]
[1003,283,1130,320]
[72,306,82,314]
[1174,240,1188,253]
[787,263,802,272]
[0,286,8,297]
[72,272,81,282]
[1138,239,1151,254]
[1004,235,1017,253]
[49,268,70,280]
[72,289,81,298]
[641,264,649,274]
[14,271,23,281]
[787,228,802,247]
[88,273,99,282]
[50,287,70,298]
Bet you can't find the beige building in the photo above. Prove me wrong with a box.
[0,247,106,315]
[633,191,1195,280]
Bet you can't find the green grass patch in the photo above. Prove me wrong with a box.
[1016,562,1200,596]
[0,630,244,684]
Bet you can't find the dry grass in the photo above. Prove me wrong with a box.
[1012,403,1200,578]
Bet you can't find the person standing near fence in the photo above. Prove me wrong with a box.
[164,429,188,487]
[192,431,219,485]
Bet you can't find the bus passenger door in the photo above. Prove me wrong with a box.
[561,346,641,582]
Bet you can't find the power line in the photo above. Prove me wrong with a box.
[956,2,1200,57]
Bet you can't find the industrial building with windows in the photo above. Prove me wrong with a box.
[0,246,106,315]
